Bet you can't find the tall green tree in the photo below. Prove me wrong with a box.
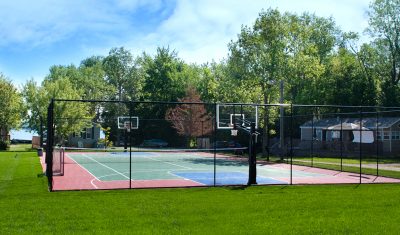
[0,74,24,140]
[143,47,187,102]
[367,0,400,106]
[79,56,114,101]
[228,9,287,105]
[228,9,290,157]
[323,48,378,106]
[285,13,338,105]
[103,47,135,101]
[195,62,221,103]
[22,78,93,144]
[228,9,341,156]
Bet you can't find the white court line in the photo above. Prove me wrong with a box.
[168,171,206,186]
[67,153,100,189]
[142,155,192,170]
[90,171,130,186]
[81,153,130,180]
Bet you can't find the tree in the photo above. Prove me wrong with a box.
[78,56,114,101]
[367,0,400,105]
[195,62,221,103]
[228,9,287,105]
[228,9,341,156]
[22,78,94,144]
[43,60,114,102]
[165,87,213,147]
[21,79,46,137]
[103,47,135,101]
[285,13,338,105]
[143,47,187,102]
[324,48,378,106]
[0,74,24,142]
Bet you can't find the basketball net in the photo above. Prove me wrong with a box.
[124,121,131,132]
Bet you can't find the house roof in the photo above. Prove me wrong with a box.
[326,123,369,130]
[300,117,400,129]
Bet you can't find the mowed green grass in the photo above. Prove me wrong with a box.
[1,152,400,234]
[291,156,400,179]
[9,144,35,152]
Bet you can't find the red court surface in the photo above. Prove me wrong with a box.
[267,163,400,184]
[39,153,400,191]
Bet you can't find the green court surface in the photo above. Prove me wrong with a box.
[65,151,326,186]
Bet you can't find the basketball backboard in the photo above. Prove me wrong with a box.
[117,116,139,130]
[216,104,258,130]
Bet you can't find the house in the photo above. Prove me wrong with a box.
[300,117,400,153]
[68,125,101,148]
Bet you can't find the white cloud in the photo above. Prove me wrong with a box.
[0,0,372,84]
[114,0,164,12]
[127,0,269,63]
[126,0,371,64]
[0,0,164,48]
[267,0,370,33]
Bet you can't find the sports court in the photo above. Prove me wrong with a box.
[49,148,400,191]
[44,100,400,191]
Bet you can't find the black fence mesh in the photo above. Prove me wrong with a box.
[45,100,400,191]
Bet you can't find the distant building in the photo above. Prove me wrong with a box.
[68,125,101,148]
[300,117,400,153]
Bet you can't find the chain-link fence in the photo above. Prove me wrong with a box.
[45,100,400,191]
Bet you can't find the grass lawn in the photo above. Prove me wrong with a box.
[257,154,400,179]
[9,144,35,152]
[1,152,400,234]
[291,156,400,179]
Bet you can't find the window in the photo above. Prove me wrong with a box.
[384,131,390,140]
[80,128,92,139]
[331,131,340,139]
[86,128,92,139]
[315,129,322,141]
[392,131,400,140]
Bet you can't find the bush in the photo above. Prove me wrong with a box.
[0,139,10,150]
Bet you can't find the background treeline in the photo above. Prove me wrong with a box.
[0,0,399,147]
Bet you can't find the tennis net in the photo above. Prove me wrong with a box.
[59,146,249,165]
[52,147,64,176]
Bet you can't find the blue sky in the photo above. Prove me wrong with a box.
[1,0,371,139]
[0,0,371,86]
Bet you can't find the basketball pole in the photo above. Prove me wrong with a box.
[247,122,257,185]
[124,128,128,152]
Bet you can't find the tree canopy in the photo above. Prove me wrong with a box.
[0,74,24,136]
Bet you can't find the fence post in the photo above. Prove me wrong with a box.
[213,103,217,187]
[46,99,54,191]
[247,122,257,185]
[340,116,343,172]
[266,106,270,162]
[359,108,363,184]
[290,104,293,185]
[129,101,134,189]
[311,110,314,167]
[376,109,379,177]
[40,116,43,147]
